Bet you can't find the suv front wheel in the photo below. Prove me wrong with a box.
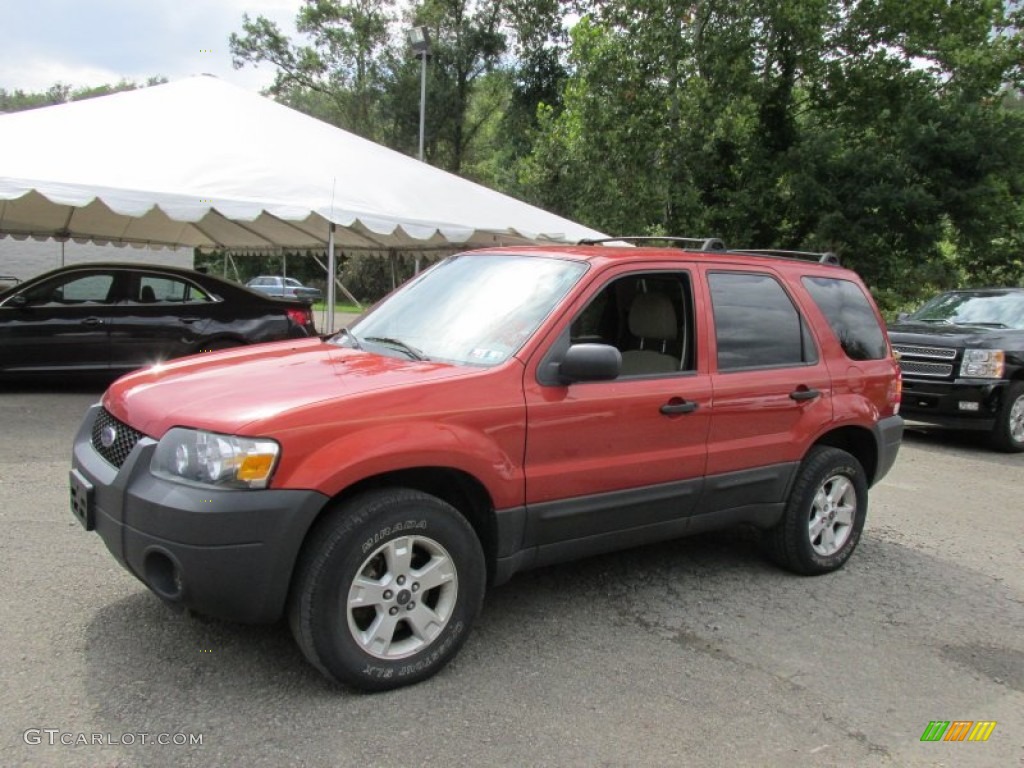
[992,381,1024,453]
[765,446,868,575]
[289,488,486,691]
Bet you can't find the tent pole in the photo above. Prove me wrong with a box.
[325,224,337,335]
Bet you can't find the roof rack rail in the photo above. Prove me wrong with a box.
[732,249,841,266]
[577,236,727,252]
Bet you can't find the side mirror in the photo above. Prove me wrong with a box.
[4,295,28,309]
[558,343,621,384]
[896,312,909,323]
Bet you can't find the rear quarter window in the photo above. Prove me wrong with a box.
[802,276,888,360]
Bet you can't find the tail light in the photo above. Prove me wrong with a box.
[889,353,903,415]
[287,307,313,330]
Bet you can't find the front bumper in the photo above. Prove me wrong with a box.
[71,404,329,623]
[900,378,1006,431]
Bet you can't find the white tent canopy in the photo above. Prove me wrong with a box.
[0,75,606,253]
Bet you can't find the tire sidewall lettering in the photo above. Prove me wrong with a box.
[361,519,428,554]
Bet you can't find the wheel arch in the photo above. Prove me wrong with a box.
[812,425,879,484]
[288,466,499,597]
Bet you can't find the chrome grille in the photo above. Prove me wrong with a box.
[892,344,957,361]
[899,360,954,378]
[91,408,145,468]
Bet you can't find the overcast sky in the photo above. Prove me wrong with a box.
[1,0,300,93]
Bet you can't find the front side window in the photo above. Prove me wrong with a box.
[340,253,587,366]
[710,271,817,370]
[802,276,888,360]
[18,273,115,306]
[570,272,694,376]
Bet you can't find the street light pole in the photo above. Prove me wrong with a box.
[418,51,427,161]
[407,26,431,163]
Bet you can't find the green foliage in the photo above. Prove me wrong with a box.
[0,78,166,113]
[515,0,1024,302]
[230,2,398,141]
[7,1,1024,313]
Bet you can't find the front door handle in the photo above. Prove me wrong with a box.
[790,388,821,401]
[660,399,699,415]
[80,317,104,327]
[179,316,201,324]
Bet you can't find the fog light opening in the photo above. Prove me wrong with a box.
[144,550,184,600]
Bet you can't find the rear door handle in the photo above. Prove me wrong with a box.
[179,316,201,324]
[790,388,821,401]
[660,399,699,415]
[80,317,104,327]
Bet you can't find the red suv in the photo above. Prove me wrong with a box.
[70,240,903,690]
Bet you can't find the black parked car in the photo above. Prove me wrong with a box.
[246,275,322,303]
[888,287,1024,452]
[0,263,317,376]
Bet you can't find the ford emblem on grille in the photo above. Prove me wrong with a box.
[99,424,118,449]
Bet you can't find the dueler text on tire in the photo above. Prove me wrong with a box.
[765,446,868,575]
[288,488,486,691]
[992,381,1024,453]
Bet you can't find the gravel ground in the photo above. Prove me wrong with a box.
[1,383,1021,768]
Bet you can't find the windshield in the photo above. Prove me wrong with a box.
[909,291,1024,330]
[336,253,587,366]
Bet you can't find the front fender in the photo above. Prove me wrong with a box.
[277,419,525,510]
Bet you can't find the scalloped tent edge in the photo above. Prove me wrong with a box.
[0,76,607,327]
[0,76,606,252]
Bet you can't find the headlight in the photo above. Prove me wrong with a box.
[151,428,280,489]
[959,348,1004,379]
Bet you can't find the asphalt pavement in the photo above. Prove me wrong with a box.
[1,382,1021,767]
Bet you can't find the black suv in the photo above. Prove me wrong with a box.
[888,288,1024,452]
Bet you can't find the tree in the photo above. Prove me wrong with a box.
[0,78,165,113]
[230,0,398,141]
[518,0,1024,303]
[230,0,520,174]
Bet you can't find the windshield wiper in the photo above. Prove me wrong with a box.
[363,336,427,361]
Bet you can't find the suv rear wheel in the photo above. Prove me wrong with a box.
[765,446,868,575]
[289,488,485,691]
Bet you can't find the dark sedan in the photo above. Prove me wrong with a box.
[0,263,317,376]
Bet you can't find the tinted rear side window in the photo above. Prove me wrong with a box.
[802,276,888,360]
[709,272,818,370]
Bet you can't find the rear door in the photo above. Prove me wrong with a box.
[702,267,832,485]
[107,271,215,369]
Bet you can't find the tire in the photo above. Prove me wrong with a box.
[991,381,1024,453]
[764,446,868,575]
[288,488,485,691]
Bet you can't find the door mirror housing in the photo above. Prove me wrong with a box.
[558,343,621,384]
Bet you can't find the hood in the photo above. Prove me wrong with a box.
[887,321,1024,349]
[103,338,475,437]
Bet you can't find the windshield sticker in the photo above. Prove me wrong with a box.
[468,348,505,362]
